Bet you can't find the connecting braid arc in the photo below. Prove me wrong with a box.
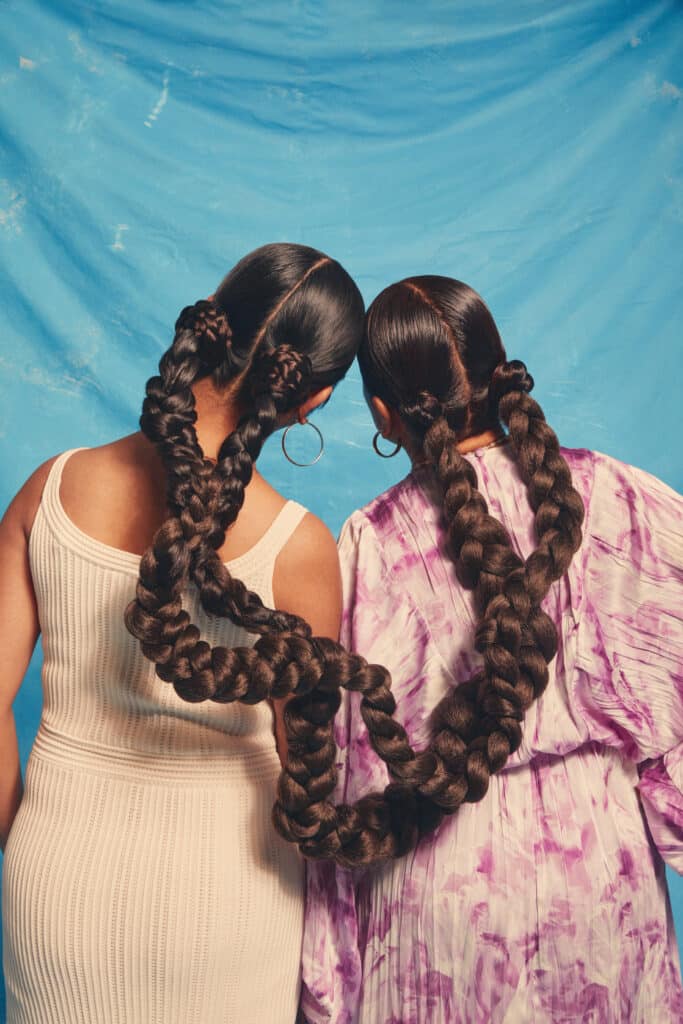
[126,309,434,859]
[127,295,585,866]
[127,332,320,694]
[276,430,545,854]
[273,362,585,859]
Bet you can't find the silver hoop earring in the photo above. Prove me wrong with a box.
[372,431,402,459]
[282,420,325,467]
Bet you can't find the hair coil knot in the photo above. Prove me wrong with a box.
[490,360,534,403]
[399,390,445,434]
[175,300,232,369]
[249,344,313,410]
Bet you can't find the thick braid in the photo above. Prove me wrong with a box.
[126,302,235,690]
[420,413,555,802]
[140,300,234,557]
[131,316,309,669]
[130,326,430,845]
[273,637,450,864]
[127,289,585,865]
[127,310,323,695]
[272,354,585,855]
[276,277,587,865]
[203,351,448,848]
[125,348,301,699]
[274,411,537,852]
[126,296,443,863]
[417,362,584,805]
[277,385,578,859]
[493,360,585,603]
[191,344,327,635]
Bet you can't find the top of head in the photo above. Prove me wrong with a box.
[360,275,532,440]
[203,242,365,410]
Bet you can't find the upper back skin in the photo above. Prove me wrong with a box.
[15,433,342,641]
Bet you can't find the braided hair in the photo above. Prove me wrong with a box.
[125,243,362,685]
[273,277,586,861]
[125,255,583,866]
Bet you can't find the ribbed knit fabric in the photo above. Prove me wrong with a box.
[2,448,308,1024]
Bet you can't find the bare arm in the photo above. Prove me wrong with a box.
[271,511,343,764]
[0,457,56,851]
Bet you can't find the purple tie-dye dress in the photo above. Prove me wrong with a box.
[301,445,683,1024]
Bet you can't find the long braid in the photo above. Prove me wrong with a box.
[274,395,564,858]
[192,346,318,636]
[273,280,589,864]
[126,293,433,863]
[126,311,317,700]
[273,404,550,856]
[134,372,435,858]
[420,408,558,802]
[134,317,439,856]
[493,361,585,601]
[127,261,586,867]
[125,303,232,694]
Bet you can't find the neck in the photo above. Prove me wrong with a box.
[410,427,506,468]
[456,427,506,454]
[191,376,243,462]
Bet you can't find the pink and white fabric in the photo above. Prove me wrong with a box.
[301,445,683,1024]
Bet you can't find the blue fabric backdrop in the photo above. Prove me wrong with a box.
[1,0,682,1015]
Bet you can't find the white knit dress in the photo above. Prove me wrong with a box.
[2,448,307,1024]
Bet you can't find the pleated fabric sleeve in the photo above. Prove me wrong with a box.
[573,453,683,871]
[300,446,683,1023]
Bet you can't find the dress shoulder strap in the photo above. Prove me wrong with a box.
[257,501,308,562]
[39,448,88,530]
[224,501,308,602]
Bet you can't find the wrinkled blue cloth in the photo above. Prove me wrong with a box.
[1,1,682,1016]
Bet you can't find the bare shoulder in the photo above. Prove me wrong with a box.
[60,435,157,495]
[57,434,165,553]
[273,508,342,641]
[2,438,141,540]
[278,508,340,568]
[1,453,62,539]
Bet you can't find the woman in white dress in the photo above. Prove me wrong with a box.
[0,242,364,1024]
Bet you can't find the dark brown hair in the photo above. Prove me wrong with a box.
[125,259,584,867]
[125,242,364,668]
[274,276,585,860]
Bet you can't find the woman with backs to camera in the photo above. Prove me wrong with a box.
[0,242,365,1024]
[301,275,683,1024]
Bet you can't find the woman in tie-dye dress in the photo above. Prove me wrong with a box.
[301,276,683,1024]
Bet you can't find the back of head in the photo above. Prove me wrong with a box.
[124,261,587,870]
[361,273,584,600]
[356,273,586,827]
[126,241,365,688]
[360,276,509,440]
[212,242,364,394]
